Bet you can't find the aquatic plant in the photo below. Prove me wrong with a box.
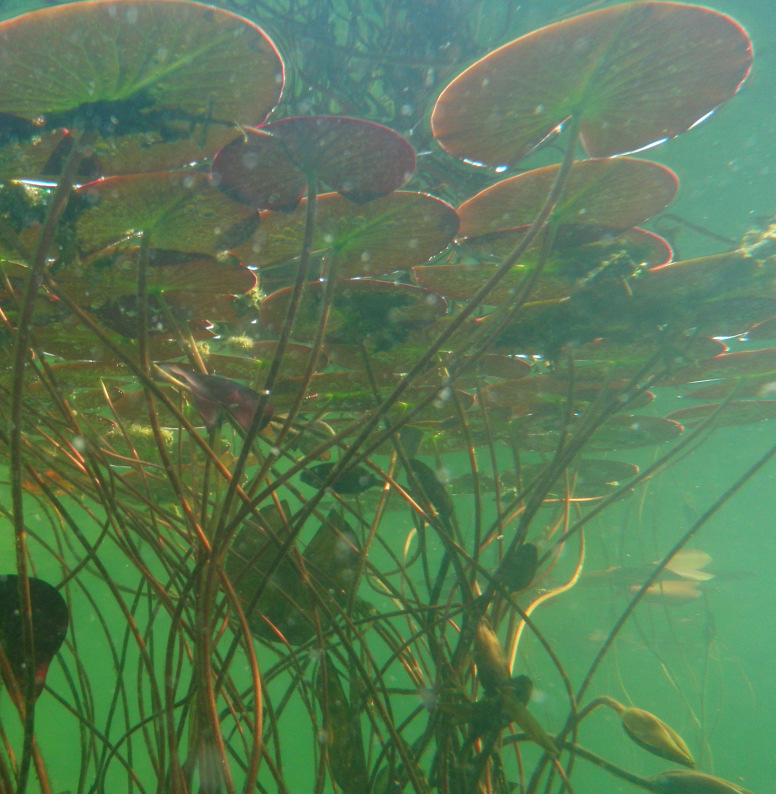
[0,1,771,792]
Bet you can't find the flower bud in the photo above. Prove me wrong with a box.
[473,619,510,693]
[621,707,695,768]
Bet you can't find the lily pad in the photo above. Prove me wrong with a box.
[501,459,639,500]
[90,292,233,339]
[233,191,458,279]
[260,279,447,349]
[589,415,683,450]
[55,250,256,303]
[665,401,776,428]
[457,159,678,239]
[681,375,776,402]
[0,0,284,175]
[76,171,259,255]
[669,348,776,385]
[509,412,681,452]
[203,345,328,382]
[431,2,752,166]
[212,117,416,211]
[414,226,671,306]
[635,252,756,302]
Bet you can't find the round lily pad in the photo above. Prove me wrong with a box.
[457,159,678,239]
[665,401,776,428]
[212,117,416,211]
[76,171,259,255]
[668,348,776,386]
[431,2,752,166]
[589,415,683,450]
[635,252,755,301]
[233,191,458,279]
[0,0,284,175]
[502,459,639,500]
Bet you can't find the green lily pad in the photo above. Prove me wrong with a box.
[0,0,284,176]
[234,191,458,279]
[55,250,256,303]
[76,171,259,255]
[261,279,447,350]
[413,226,671,306]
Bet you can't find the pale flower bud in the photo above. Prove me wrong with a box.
[621,706,695,768]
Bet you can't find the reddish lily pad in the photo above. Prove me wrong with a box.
[0,130,99,182]
[668,348,776,385]
[431,1,752,166]
[234,191,458,279]
[681,376,776,402]
[694,297,776,338]
[271,370,399,412]
[271,371,470,419]
[635,253,757,302]
[478,376,652,414]
[260,279,447,347]
[0,0,283,176]
[0,576,69,701]
[457,159,678,239]
[212,117,416,211]
[466,353,532,381]
[76,172,259,255]
[589,415,682,450]
[480,297,610,357]
[562,335,726,381]
[462,226,672,268]
[665,401,776,428]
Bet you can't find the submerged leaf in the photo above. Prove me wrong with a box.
[0,575,69,700]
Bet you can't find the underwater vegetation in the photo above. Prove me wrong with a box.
[0,0,773,792]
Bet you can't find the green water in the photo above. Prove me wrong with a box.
[1,0,775,793]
